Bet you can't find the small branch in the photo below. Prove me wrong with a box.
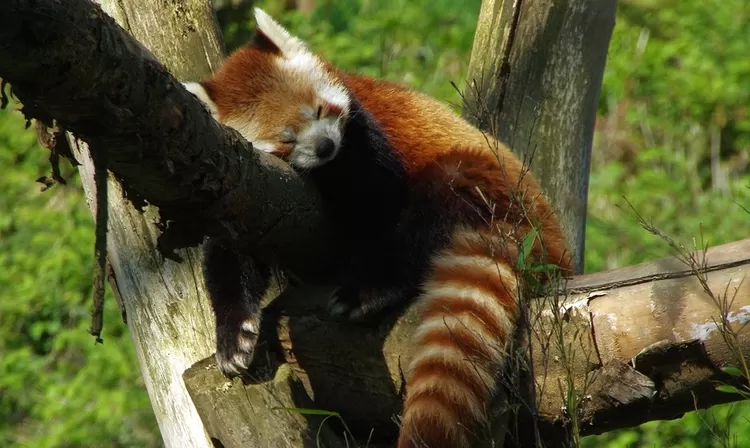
[34,119,78,190]
[90,139,108,343]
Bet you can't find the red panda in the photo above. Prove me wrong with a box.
[185,8,572,448]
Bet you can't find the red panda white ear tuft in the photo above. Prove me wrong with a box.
[182,81,220,120]
[253,8,309,60]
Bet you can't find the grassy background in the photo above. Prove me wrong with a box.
[1,0,748,446]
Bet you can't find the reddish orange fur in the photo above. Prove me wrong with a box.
[341,74,571,272]
[342,93,570,445]
[198,22,572,447]
[201,46,343,160]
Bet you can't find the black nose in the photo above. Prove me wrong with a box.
[315,137,336,159]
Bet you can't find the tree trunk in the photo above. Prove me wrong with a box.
[5,1,747,448]
[462,0,617,274]
[184,238,750,447]
[81,1,225,446]
[0,0,330,446]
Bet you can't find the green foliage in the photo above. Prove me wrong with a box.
[598,0,750,189]
[0,108,159,447]
[0,0,748,446]
[584,150,749,272]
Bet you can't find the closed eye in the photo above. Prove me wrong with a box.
[280,139,297,145]
[316,106,322,120]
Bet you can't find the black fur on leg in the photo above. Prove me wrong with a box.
[326,180,456,322]
[202,237,271,378]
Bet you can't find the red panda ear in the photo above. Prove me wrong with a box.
[250,28,282,55]
[253,8,308,60]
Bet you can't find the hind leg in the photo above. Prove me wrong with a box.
[328,264,419,321]
[327,184,451,321]
[328,225,441,321]
[202,237,271,377]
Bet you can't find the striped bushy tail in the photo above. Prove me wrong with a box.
[397,226,524,448]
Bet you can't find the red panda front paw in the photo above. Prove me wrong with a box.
[214,314,260,378]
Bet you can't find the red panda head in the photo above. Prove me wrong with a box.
[183,8,350,169]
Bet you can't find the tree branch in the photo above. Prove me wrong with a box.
[0,1,335,446]
[0,0,336,276]
[185,238,750,447]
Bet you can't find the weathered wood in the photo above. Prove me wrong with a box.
[462,0,617,273]
[0,0,332,446]
[183,360,348,448]
[65,0,224,445]
[184,239,750,447]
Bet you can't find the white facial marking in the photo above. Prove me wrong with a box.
[287,116,343,169]
[223,117,278,153]
[278,53,350,115]
[251,140,279,154]
[254,8,351,119]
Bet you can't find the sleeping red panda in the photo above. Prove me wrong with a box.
[185,8,573,448]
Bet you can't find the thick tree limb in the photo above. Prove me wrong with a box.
[0,0,337,274]
[184,239,750,447]
[463,0,617,273]
[0,0,333,446]
[4,1,747,447]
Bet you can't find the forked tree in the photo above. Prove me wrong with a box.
[0,0,749,447]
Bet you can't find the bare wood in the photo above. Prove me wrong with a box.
[183,360,348,448]
[184,239,750,447]
[60,0,223,445]
[0,0,334,446]
[462,0,617,273]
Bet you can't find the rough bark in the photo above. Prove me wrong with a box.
[462,0,617,274]
[6,1,745,447]
[184,239,750,447]
[0,0,330,446]
[0,0,337,272]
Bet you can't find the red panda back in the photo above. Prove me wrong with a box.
[191,9,573,446]
[341,73,571,269]
[335,75,572,445]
